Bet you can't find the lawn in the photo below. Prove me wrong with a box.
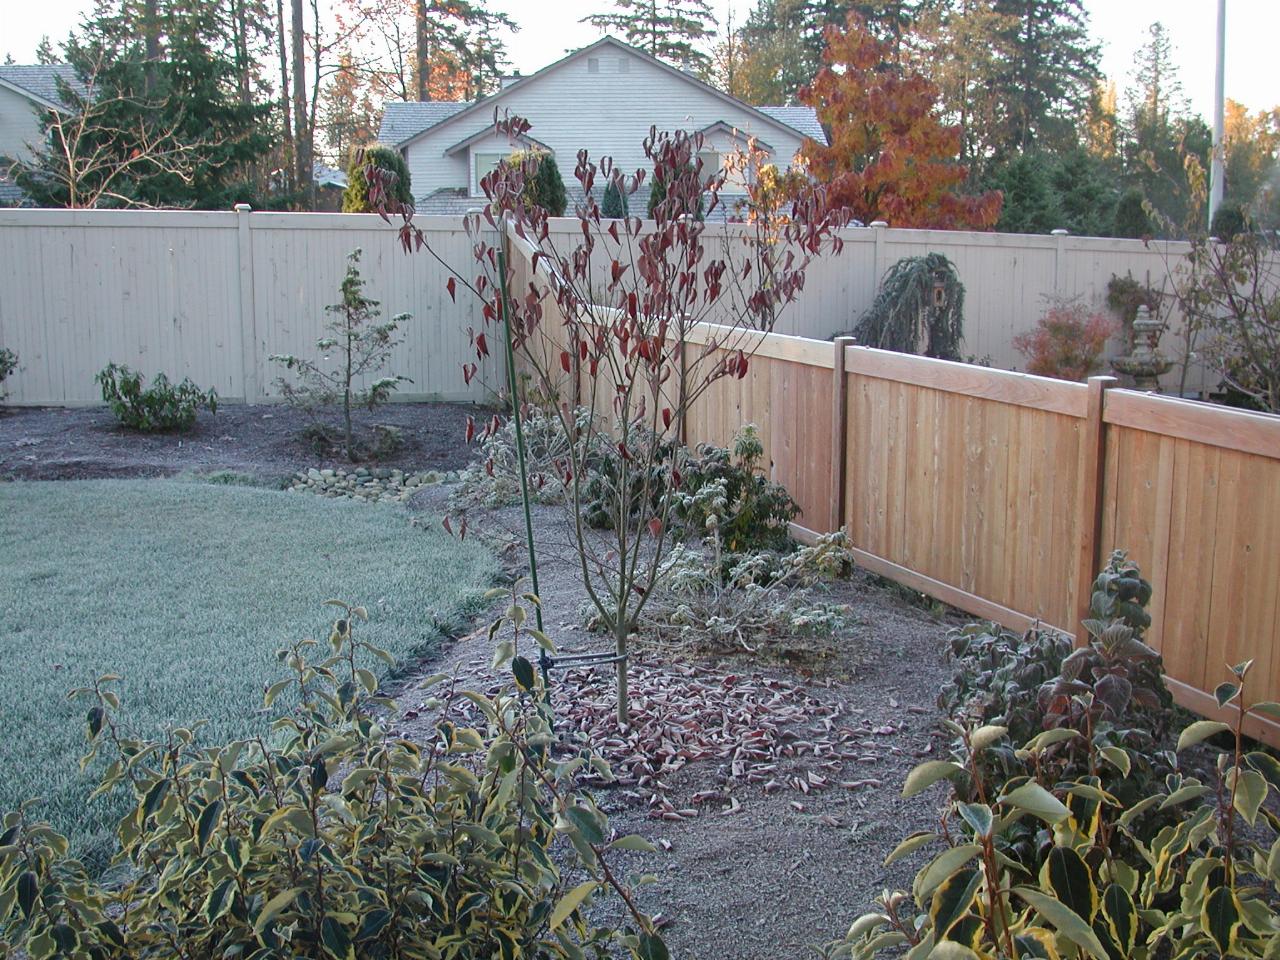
[0,479,497,860]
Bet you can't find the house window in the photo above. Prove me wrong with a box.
[474,152,505,195]
[588,57,600,74]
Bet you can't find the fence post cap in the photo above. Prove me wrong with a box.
[869,220,888,228]
[233,203,252,213]
[1051,228,1069,236]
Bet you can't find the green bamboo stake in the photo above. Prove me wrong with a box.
[495,243,549,686]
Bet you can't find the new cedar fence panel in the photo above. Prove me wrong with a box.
[504,225,1280,746]
[1096,391,1280,742]
[838,348,1089,634]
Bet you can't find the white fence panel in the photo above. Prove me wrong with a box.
[0,208,500,406]
[0,210,1230,406]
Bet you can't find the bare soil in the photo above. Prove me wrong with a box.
[0,402,493,482]
[397,486,966,959]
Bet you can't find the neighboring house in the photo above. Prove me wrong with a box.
[0,64,76,206]
[377,36,825,216]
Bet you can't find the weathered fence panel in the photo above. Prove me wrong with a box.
[0,208,498,405]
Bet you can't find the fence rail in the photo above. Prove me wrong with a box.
[506,225,1280,748]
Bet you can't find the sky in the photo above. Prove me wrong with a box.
[1,0,1276,117]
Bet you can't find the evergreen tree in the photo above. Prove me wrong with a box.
[1113,188,1153,238]
[14,0,272,209]
[1050,147,1116,237]
[734,0,813,104]
[585,0,717,69]
[1120,23,1210,234]
[989,0,1101,153]
[986,152,1058,233]
[510,150,567,217]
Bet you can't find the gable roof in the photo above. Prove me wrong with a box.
[0,64,79,112]
[444,126,551,156]
[382,36,826,150]
[694,120,774,153]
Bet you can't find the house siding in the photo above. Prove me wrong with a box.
[398,45,809,203]
[0,85,44,165]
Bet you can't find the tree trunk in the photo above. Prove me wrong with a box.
[614,621,629,725]
[143,0,159,95]
[291,0,311,203]
[276,0,295,196]
[415,0,430,101]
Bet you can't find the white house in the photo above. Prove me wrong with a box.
[0,64,75,206]
[377,36,826,215]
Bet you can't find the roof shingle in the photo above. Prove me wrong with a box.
[378,102,469,146]
[0,64,80,108]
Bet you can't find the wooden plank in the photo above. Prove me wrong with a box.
[790,525,1074,638]
[1104,389,1280,460]
[1073,377,1115,635]
[830,337,852,532]
[842,345,1089,417]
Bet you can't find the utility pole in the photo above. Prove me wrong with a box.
[1209,0,1226,230]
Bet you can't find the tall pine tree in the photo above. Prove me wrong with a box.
[989,0,1100,154]
[584,0,717,68]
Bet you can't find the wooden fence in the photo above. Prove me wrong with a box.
[0,207,500,405]
[507,227,1280,747]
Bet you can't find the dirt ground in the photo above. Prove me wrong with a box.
[0,402,490,481]
[397,486,965,959]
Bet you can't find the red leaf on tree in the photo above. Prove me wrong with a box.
[560,350,572,373]
[475,332,489,357]
[465,416,476,444]
[446,277,457,302]
[442,516,453,536]
[648,517,663,538]
[662,408,672,429]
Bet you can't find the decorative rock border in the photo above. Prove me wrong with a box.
[287,466,459,504]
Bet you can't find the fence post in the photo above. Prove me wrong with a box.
[870,220,888,288]
[1074,375,1116,640]
[830,336,853,533]
[234,203,259,404]
[1051,228,1069,295]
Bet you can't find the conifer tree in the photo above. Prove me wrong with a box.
[584,0,717,68]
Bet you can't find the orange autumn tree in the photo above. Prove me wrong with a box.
[800,14,1002,230]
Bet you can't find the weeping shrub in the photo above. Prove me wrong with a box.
[849,253,966,360]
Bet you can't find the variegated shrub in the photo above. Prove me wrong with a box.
[0,597,667,960]
[830,659,1280,960]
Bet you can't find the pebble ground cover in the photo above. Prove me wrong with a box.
[0,478,496,861]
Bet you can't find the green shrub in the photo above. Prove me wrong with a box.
[509,149,567,217]
[95,363,217,432]
[1211,202,1248,240]
[940,551,1174,814]
[0,347,17,400]
[342,144,412,213]
[602,178,629,218]
[830,660,1280,960]
[677,424,800,554]
[0,598,666,959]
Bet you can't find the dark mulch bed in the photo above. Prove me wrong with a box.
[0,402,493,482]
